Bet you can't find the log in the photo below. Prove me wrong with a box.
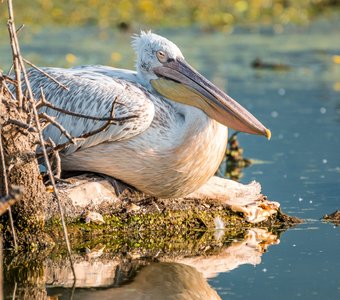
[54,174,281,224]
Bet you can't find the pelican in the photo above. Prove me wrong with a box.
[27,31,271,202]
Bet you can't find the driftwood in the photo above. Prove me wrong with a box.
[53,174,280,224]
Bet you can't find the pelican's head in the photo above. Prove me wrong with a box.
[132,31,271,139]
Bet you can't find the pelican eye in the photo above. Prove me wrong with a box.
[156,50,168,63]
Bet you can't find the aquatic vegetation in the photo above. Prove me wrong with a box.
[1,0,339,30]
[224,132,252,180]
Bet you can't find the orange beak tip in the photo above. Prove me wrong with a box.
[265,128,272,140]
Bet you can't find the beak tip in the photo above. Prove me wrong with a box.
[265,128,272,140]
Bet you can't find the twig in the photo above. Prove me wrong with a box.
[5,0,76,280]
[4,119,37,132]
[30,99,77,280]
[0,128,18,250]
[50,96,120,153]
[1,74,16,85]
[38,90,137,122]
[16,24,24,34]
[74,96,118,139]
[35,92,137,155]
[48,138,62,179]
[2,80,16,101]
[29,96,77,280]
[7,64,14,77]
[6,0,22,107]
[23,58,69,91]
[39,112,75,144]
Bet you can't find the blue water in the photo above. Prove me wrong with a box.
[208,20,340,299]
[1,17,340,300]
[210,223,340,299]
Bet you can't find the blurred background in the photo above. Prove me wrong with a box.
[2,0,340,30]
[1,0,340,69]
[1,1,340,299]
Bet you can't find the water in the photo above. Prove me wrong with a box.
[1,17,340,299]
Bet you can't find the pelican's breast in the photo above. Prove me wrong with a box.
[61,105,228,198]
[159,119,228,197]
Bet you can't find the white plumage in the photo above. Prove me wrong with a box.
[27,31,270,198]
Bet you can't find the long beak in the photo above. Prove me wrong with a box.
[151,58,271,139]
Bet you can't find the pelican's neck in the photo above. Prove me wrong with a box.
[152,100,229,196]
[137,70,157,90]
[169,100,229,152]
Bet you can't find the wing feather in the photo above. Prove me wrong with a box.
[27,67,155,154]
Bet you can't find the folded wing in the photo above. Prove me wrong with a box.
[27,67,155,155]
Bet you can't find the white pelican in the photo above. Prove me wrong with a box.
[27,31,271,200]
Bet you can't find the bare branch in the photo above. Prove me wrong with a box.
[0,74,16,101]
[51,96,120,153]
[23,58,69,91]
[7,64,14,77]
[5,0,76,279]
[6,0,22,107]
[4,119,37,132]
[48,138,62,179]
[16,24,24,34]
[38,89,137,122]
[28,98,77,279]
[1,74,16,85]
[39,112,75,144]
[2,81,16,101]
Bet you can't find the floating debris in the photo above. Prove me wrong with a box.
[323,210,340,226]
[251,58,291,71]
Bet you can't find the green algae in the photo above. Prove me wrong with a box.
[2,204,300,297]
[44,206,298,256]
